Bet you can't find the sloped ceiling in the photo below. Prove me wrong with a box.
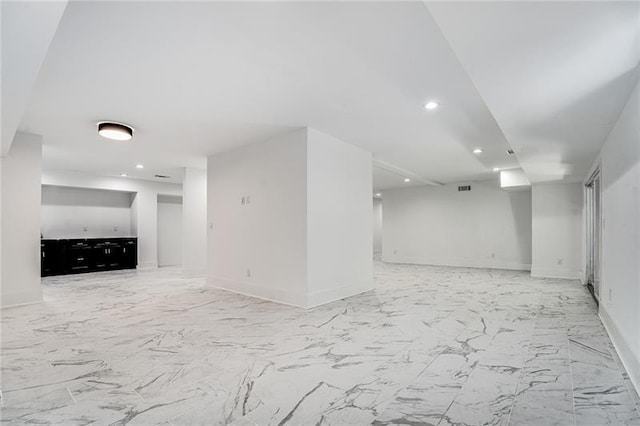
[427,1,640,183]
[13,1,640,188]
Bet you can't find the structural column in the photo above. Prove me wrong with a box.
[0,132,43,307]
[207,127,373,308]
[531,183,583,279]
[182,167,207,274]
[130,190,158,269]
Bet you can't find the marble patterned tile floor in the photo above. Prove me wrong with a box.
[2,262,639,425]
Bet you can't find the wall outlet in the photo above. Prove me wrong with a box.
[246,269,251,278]
[241,196,245,205]
[557,258,563,265]
[83,226,88,232]
[113,226,118,232]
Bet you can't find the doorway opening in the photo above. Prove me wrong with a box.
[157,195,183,267]
[373,197,383,260]
[585,169,601,304]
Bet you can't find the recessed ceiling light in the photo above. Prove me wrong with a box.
[120,173,128,177]
[98,122,134,141]
[473,148,483,154]
[493,167,500,172]
[136,164,144,169]
[424,101,439,110]
[375,193,382,197]
[404,178,411,183]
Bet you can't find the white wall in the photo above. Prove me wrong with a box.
[42,170,182,270]
[131,190,158,269]
[594,81,640,393]
[207,128,373,308]
[182,168,207,274]
[531,183,583,279]
[382,180,532,270]
[1,132,43,307]
[373,198,383,255]
[158,196,183,267]
[41,186,133,238]
[306,128,373,307]
[208,129,309,306]
[1,1,67,156]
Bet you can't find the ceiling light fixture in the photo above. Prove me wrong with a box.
[136,164,144,169]
[375,193,382,197]
[404,178,411,183]
[98,122,134,141]
[473,148,483,154]
[120,173,128,177]
[424,101,439,110]
[493,167,500,172]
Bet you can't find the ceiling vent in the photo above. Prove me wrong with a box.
[458,185,471,192]
[154,174,171,179]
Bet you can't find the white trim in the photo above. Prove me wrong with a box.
[307,281,373,308]
[207,276,307,308]
[530,266,581,280]
[599,305,640,396]
[0,298,41,310]
[137,262,158,270]
[381,255,531,272]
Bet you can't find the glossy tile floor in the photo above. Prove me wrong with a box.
[2,262,639,425]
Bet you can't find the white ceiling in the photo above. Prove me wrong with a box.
[15,1,639,188]
[1,0,67,156]
[427,1,640,183]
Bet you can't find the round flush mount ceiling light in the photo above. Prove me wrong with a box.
[473,148,483,154]
[492,167,500,172]
[404,178,411,183]
[424,101,439,110]
[136,164,144,169]
[98,122,134,141]
[375,192,382,197]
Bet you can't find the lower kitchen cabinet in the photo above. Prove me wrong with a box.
[41,237,137,277]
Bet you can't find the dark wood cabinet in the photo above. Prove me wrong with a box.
[41,238,137,277]
[41,240,65,276]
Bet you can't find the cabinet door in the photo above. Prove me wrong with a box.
[105,242,122,269]
[93,241,108,270]
[41,241,60,276]
[69,248,91,272]
[121,239,137,269]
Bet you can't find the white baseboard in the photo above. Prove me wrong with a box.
[530,266,581,280]
[599,305,640,396]
[307,280,373,308]
[137,262,158,270]
[1,293,42,309]
[207,276,374,309]
[207,276,307,308]
[381,255,531,272]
